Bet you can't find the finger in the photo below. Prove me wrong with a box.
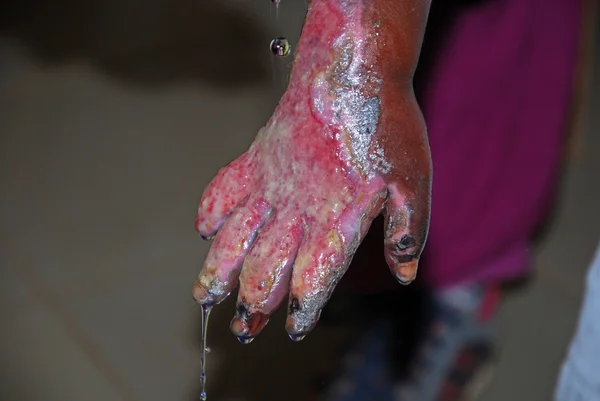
[285,226,353,341]
[284,190,386,341]
[231,214,303,342]
[192,196,271,305]
[384,182,430,285]
[195,151,255,239]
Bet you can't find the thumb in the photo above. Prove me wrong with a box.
[383,182,430,284]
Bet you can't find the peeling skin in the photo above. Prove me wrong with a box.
[194,0,433,341]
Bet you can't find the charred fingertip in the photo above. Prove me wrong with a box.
[231,302,269,339]
[236,303,250,320]
[394,253,415,264]
[289,297,301,314]
[285,317,310,341]
[285,305,321,342]
[285,321,314,343]
[286,298,306,339]
[397,235,416,251]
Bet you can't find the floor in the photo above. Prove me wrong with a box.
[1,1,599,401]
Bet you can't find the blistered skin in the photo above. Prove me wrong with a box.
[193,0,432,341]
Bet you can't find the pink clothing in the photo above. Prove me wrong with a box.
[418,0,581,288]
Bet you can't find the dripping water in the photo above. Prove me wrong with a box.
[199,304,212,401]
[268,0,292,92]
[270,37,291,92]
[271,0,280,21]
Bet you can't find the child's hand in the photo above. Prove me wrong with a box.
[193,0,431,342]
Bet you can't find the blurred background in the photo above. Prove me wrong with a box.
[0,1,599,400]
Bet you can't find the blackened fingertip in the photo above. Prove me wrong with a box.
[394,254,415,264]
[397,235,416,251]
[236,303,250,320]
[232,303,269,338]
[200,234,215,241]
[285,299,307,340]
[289,297,301,314]
[285,308,320,343]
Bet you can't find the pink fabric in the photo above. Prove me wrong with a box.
[418,0,582,288]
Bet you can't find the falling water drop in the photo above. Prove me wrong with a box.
[199,304,212,401]
[237,336,255,345]
[288,333,306,342]
[271,0,280,21]
[270,37,291,57]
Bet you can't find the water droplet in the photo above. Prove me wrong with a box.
[237,336,255,344]
[288,333,306,342]
[270,37,291,57]
[271,0,280,4]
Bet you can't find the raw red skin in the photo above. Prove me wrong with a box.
[193,0,432,341]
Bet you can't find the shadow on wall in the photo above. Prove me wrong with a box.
[0,0,271,89]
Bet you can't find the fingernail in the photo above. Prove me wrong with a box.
[230,315,248,336]
[392,259,419,285]
[192,279,209,303]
